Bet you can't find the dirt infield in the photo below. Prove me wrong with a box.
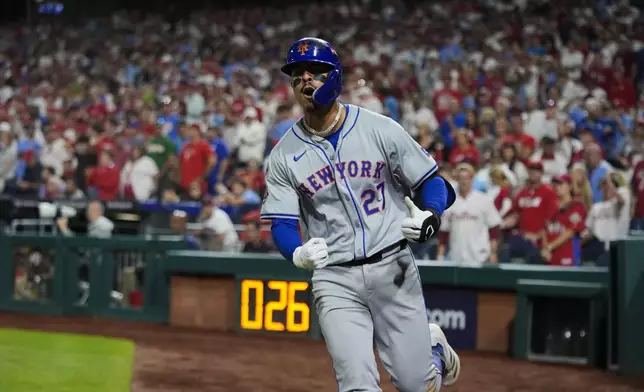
[0,313,642,392]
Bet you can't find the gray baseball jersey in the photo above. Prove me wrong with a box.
[261,103,443,391]
[260,104,438,265]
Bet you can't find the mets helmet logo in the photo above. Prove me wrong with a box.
[297,42,310,55]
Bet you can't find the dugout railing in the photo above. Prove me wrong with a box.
[0,234,642,376]
[0,234,187,323]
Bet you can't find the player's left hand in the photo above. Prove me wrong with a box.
[292,238,329,270]
[401,196,441,243]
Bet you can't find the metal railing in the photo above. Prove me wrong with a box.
[8,219,58,235]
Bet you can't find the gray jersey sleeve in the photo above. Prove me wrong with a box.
[381,118,438,190]
[260,153,301,220]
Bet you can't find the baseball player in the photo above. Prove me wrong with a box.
[261,37,461,392]
[437,162,502,264]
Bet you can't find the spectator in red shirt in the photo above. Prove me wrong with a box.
[449,129,480,167]
[608,67,637,109]
[86,95,107,120]
[501,161,558,263]
[631,159,644,232]
[503,109,536,162]
[179,124,215,193]
[432,73,462,123]
[542,174,587,266]
[92,123,116,159]
[236,159,265,194]
[86,150,120,200]
[583,54,613,91]
[482,66,505,97]
[614,39,637,80]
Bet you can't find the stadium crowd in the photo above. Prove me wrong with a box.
[0,0,642,264]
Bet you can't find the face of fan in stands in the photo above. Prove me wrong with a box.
[244,222,262,243]
[99,151,113,167]
[188,182,203,201]
[584,144,602,169]
[230,179,247,196]
[86,201,104,223]
[527,167,543,185]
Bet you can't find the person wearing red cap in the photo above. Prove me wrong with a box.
[178,123,215,193]
[541,174,587,266]
[501,160,558,263]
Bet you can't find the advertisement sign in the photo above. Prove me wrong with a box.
[423,287,478,350]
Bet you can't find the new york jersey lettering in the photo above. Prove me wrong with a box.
[297,160,387,196]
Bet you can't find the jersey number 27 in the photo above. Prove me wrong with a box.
[361,181,386,216]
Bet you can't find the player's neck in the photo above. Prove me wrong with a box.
[304,102,344,136]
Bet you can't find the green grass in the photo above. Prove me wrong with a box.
[0,328,135,392]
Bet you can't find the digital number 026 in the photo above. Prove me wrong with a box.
[240,280,310,333]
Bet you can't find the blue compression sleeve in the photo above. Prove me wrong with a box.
[271,218,303,262]
[420,176,448,215]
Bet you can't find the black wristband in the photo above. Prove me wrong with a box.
[419,208,441,243]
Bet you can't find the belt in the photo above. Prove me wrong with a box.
[338,239,408,267]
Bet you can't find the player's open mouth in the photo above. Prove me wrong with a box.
[302,86,315,98]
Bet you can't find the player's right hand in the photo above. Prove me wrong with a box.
[293,238,329,270]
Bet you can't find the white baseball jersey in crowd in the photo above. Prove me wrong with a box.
[585,186,632,249]
[440,190,502,264]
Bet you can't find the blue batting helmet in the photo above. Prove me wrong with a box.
[281,37,343,106]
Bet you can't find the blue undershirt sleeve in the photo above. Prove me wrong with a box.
[420,176,448,215]
[271,218,303,261]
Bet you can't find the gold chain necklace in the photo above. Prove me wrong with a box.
[303,103,343,137]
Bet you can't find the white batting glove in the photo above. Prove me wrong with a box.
[293,238,329,270]
[401,196,441,243]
